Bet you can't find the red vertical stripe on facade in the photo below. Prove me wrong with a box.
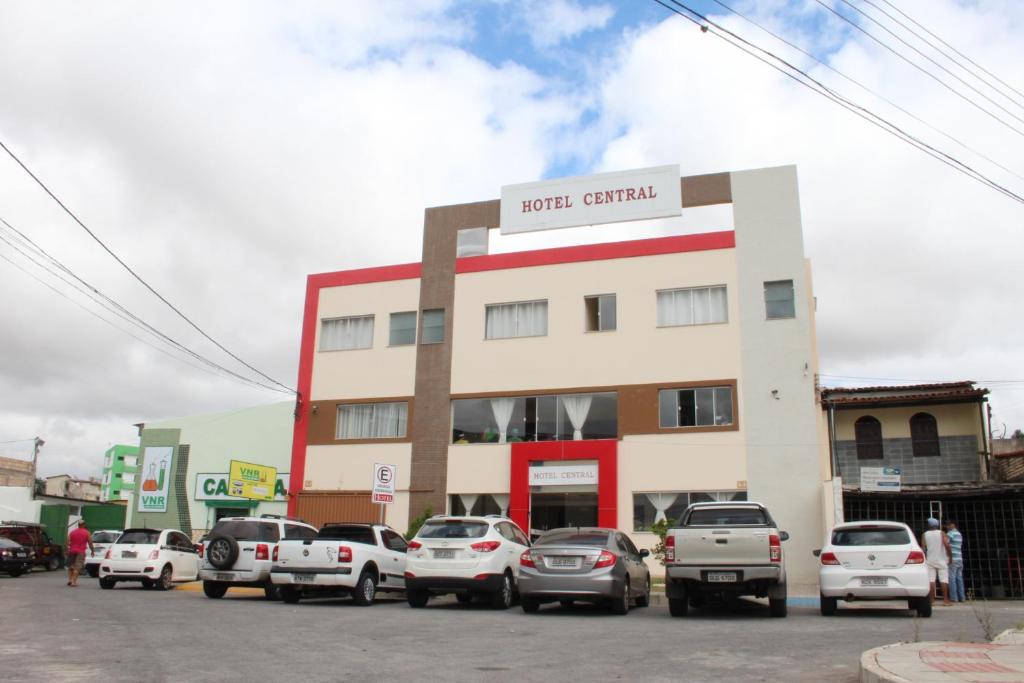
[287,276,321,516]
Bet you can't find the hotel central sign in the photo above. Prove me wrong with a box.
[529,464,599,487]
[500,165,682,234]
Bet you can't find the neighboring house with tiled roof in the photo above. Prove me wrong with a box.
[993,438,1024,483]
[821,382,990,487]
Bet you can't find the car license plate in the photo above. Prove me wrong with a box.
[215,573,234,581]
[434,549,455,559]
[861,577,888,587]
[293,573,315,583]
[549,557,579,568]
[121,551,137,559]
[707,572,737,583]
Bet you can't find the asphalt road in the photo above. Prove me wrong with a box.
[5,570,1024,683]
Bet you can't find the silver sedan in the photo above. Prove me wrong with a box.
[518,527,651,614]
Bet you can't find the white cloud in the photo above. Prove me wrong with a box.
[519,0,615,48]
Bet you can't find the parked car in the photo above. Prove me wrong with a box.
[84,530,123,578]
[817,521,931,617]
[98,528,199,590]
[404,515,531,609]
[0,521,63,571]
[664,501,789,618]
[200,515,318,600]
[271,523,408,605]
[0,537,34,577]
[518,527,651,614]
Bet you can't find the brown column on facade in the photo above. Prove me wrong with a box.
[409,199,500,525]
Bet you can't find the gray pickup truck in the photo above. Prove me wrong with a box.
[664,501,789,617]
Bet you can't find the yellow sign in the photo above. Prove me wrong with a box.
[227,460,278,501]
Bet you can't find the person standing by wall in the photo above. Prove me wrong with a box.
[921,517,953,606]
[946,519,965,602]
[66,519,94,587]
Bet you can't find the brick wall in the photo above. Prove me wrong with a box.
[836,435,980,485]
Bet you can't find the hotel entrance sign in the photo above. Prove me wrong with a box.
[529,464,599,487]
[500,165,681,234]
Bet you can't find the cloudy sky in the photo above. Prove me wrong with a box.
[0,0,1021,478]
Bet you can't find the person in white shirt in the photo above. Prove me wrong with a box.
[920,517,953,606]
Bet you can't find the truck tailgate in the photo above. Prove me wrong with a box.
[674,527,770,565]
[274,541,341,570]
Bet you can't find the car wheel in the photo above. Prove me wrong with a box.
[351,572,377,606]
[491,573,514,610]
[46,555,61,571]
[205,535,240,570]
[668,597,689,617]
[8,569,23,578]
[820,595,838,616]
[521,597,540,613]
[203,581,229,599]
[913,597,932,618]
[559,599,574,609]
[155,565,173,591]
[264,584,280,601]
[86,565,99,578]
[99,578,115,590]
[769,596,787,618]
[635,577,651,608]
[611,582,630,615]
[407,589,429,608]
[280,586,301,604]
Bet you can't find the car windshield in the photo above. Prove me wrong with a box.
[832,527,910,546]
[536,531,611,547]
[418,520,489,539]
[686,508,767,526]
[0,537,21,548]
[92,532,120,543]
[210,521,279,542]
[118,530,160,545]
[317,526,376,544]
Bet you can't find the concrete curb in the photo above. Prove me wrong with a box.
[859,643,915,683]
[859,638,1024,683]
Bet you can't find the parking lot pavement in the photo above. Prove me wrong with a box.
[6,570,1024,683]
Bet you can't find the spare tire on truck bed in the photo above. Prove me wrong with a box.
[205,535,240,569]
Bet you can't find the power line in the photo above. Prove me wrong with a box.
[0,438,36,445]
[0,138,294,394]
[651,0,1024,206]
[874,0,1024,107]
[703,0,1024,183]
[813,0,1024,140]
[0,217,292,394]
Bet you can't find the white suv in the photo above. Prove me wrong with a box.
[404,516,531,609]
[199,515,318,599]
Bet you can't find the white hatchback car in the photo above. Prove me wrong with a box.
[404,516,531,609]
[84,529,123,578]
[99,528,200,590]
[818,521,931,617]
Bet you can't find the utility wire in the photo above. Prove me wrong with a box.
[876,0,1024,106]
[703,0,1024,182]
[651,0,1024,206]
[0,138,294,394]
[0,218,291,394]
[813,0,1024,139]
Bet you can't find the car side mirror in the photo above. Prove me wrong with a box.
[812,548,821,557]
[640,549,650,558]
[779,531,790,542]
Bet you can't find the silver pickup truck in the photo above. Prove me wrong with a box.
[664,501,789,617]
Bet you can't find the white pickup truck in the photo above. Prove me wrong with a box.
[664,501,789,618]
[270,523,408,605]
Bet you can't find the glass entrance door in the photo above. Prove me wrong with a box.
[529,492,598,536]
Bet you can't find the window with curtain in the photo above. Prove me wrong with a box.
[854,416,884,459]
[764,280,795,319]
[448,494,503,516]
[336,402,408,439]
[389,311,417,346]
[910,412,940,457]
[451,392,617,443]
[421,309,445,344]
[485,300,548,339]
[659,386,734,427]
[633,491,747,531]
[320,315,374,351]
[656,286,727,327]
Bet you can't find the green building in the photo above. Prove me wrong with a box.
[101,444,140,502]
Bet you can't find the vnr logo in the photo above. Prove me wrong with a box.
[142,496,165,507]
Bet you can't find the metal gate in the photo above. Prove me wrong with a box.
[293,491,377,530]
[82,504,126,531]
[844,492,1024,599]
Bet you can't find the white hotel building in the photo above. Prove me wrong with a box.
[288,165,834,588]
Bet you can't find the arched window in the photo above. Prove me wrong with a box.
[910,412,940,457]
[854,416,883,460]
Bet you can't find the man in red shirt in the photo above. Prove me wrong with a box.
[66,519,94,587]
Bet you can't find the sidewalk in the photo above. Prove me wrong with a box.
[861,630,1024,682]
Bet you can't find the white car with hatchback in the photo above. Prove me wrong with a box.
[85,530,123,578]
[99,528,199,590]
[817,521,932,617]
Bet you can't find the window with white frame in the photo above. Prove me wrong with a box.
[657,285,727,327]
[633,491,748,531]
[123,456,137,467]
[585,294,616,332]
[659,386,735,427]
[122,473,136,485]
[320,315,374,351]
[485,300,548,339]
[421,309,445,344]
[336,402,408,439]
[764,280,795,319]
[389,311,417,346]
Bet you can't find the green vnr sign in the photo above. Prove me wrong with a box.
[195,472,290,501]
